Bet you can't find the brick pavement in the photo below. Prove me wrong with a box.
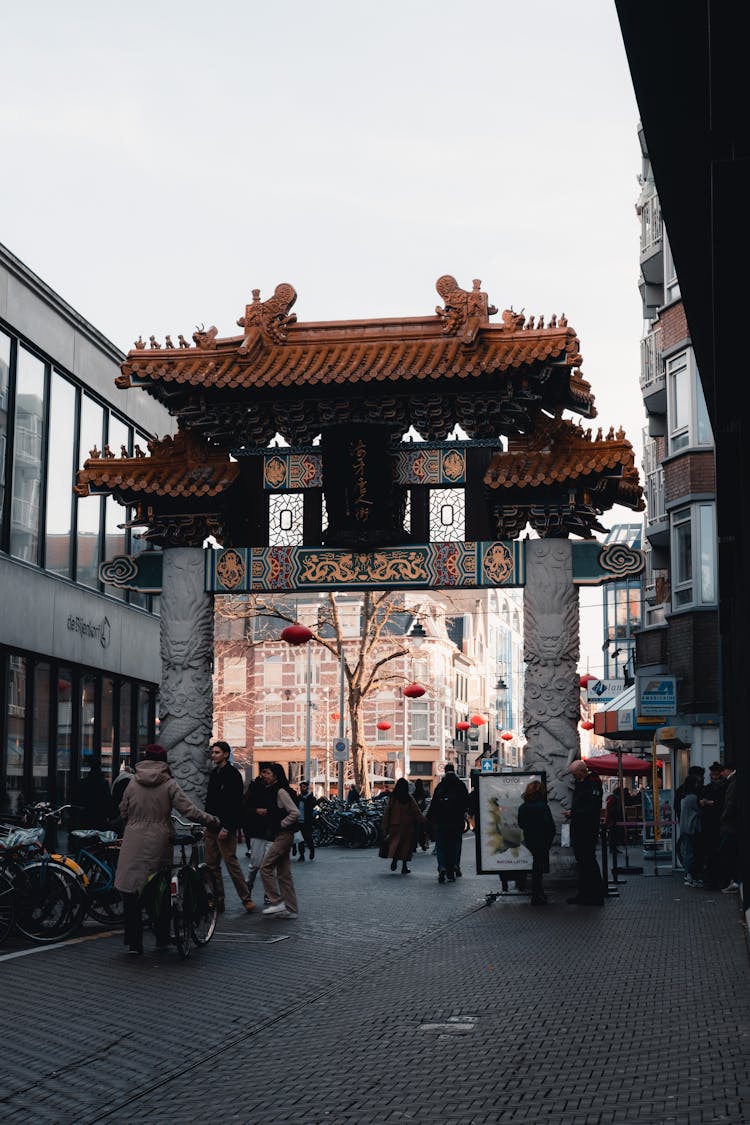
[1,840,749,1125]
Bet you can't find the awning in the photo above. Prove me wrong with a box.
[592,684,664,742]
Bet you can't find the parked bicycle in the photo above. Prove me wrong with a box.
[141,815,218,960]
[67,829,123,925]
[0,825,88,945]
[313,797,388,849]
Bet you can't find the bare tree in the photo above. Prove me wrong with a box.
[215,591,413,796]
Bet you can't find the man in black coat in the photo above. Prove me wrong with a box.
[426,764,469,883]
[565,760,605,906]
[205,741,254,913]
[296,780,319,861]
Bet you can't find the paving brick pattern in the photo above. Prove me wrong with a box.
[2,842,749,1125]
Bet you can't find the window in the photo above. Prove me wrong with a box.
[45,372,77,577]
[410,700,430,742]
[671,503,717,609]
[224,657,247,693]
[667,350,713,454]
[0,331,10,531]
[264,654,283,688]
[224,716,247,746]
[429,487,465,542]
[10,347,46,562]
[409,761,433,776]
[77,395,104,588]
[664,234,681,303]
[269,492,303,546]
[263,710,282,743]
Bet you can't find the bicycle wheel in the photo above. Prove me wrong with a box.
[190,864,217,946]
[172,871,191,960]
[15,860,88,942]
[0,869,16,945]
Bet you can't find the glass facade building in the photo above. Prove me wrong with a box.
[0,243,170,817]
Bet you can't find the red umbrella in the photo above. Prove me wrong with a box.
[584,752,653,775]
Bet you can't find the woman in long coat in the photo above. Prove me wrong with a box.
[381,778,426,875]
[115,744,219,954]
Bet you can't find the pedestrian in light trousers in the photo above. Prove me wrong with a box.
[259,764,300,918]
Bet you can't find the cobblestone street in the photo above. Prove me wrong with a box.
[2,841,749,1125]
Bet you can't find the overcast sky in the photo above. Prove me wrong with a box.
[2,0,644,678]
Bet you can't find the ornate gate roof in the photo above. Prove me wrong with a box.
[114,276,595,446]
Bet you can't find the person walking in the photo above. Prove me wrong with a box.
[718,761,739,893]
[699,762,725,888]
[381,777,426,875]
[565,759,605,906]
[205,741,255,914]
[426,764,469,883]
[115,744,219,955]
[242,769,275,899]
[678,775,703,887]
[412,778,430,852]
[260,764,300,918]
[517,779,556,905]
[296,780,318,862]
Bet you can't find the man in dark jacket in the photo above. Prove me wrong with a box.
[296,780,318,861]
[426,764,469,883]
[242,769,278,898]
[205,741,254,913]
[565,760,605,906]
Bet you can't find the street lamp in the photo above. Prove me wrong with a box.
[280,622,313,786]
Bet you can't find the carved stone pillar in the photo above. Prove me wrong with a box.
[523,540,581,850]
[158,547,213,805]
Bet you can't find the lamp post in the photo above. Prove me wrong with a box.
[280,622,313,786]
[402,618,427,779]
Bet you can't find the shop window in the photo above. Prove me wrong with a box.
[101,678,116,781]
[57,669,73,805]
[119,681,132,768]
[80,675,97,774]
[32,663,51,802]
[5,655,27,815]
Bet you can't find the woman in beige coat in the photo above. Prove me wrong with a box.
[381,778,426,875]
[115,744,218,954]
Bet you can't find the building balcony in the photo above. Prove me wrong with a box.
[640,330,666,413]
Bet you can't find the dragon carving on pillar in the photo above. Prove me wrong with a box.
[158,548,214,804]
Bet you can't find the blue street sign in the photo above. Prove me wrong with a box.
[481,758,494,773]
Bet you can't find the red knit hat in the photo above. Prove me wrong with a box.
[145,744,168,761]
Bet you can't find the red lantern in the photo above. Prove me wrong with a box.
[456,721,471,732]
[280,623,313,645]
[580,720,595,730]
[331,712,340,722]
[376,720,392,731]
[579,673,596,688]
[470,714,486,726]
[501,731,513,741]
[403,682,426,699]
